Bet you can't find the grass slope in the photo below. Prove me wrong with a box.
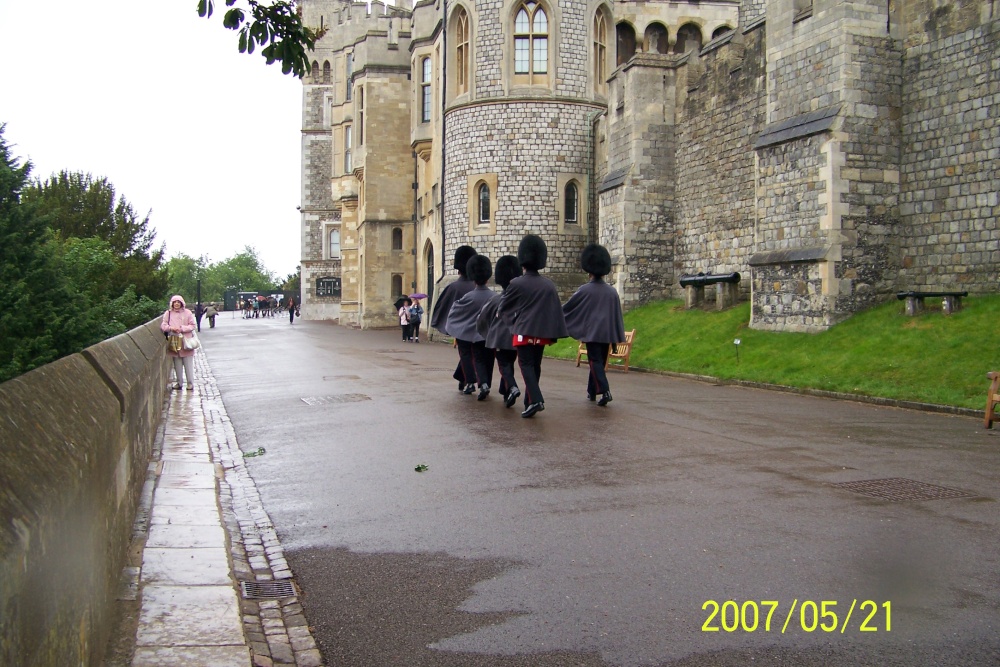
[547,294,1000,410]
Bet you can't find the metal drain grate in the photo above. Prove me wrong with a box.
[301,394,371,406]
[240,580,296,599]
[833,478,976,502]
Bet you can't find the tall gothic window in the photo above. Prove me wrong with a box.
[322,60,331,84]
[346,53,353,100]
[421,57,432,122]
[478,183,491,224]
[329,227,341,259]
[593,10,608,96]
[456,9,470,96]
[344,124,352,173]
[564,183,578,224]
[514,2,547,84]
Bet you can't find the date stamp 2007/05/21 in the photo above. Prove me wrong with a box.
[702,600,891,634]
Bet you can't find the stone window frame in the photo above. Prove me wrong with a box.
[344,123,353,173]
[327,225,342,259]
[391,274,404,298]
[510,0,551,88]
[448,4,473,102]
[467,173,498,237]
[555,173,588,236]
[592,5,612,99]
[345,52,353,101]
[420,56,433,123]
[392,227,404,251]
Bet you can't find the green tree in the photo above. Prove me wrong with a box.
[165,253,211,304]
[23,171,169,302]
[0,126,98,382]
[197,0,324,77]
[280,267,301,293]
[213,246,277,293]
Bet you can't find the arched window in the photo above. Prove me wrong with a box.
[329,227,341,259]
[344,124,352,173]
[564,183,578,225]
[616,23,636,66]
[322,61,331,84]
[421,57,432,122]
[478,183,491,224]
[514,2,548,84]
[712,25,734,40]
[456,8,470,96]
[673,23,702,55]
[645,23,668,54]
[593,10,609,96]
[391,274,403,297]
[311,61,319,82]
[392,227,404,250]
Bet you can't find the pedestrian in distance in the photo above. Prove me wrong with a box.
[160,294,197,391]
[194,301,205,332]
[562,243,626,406]
[288,296,297,324]
[476,255,523,408]
[398,297,412,342]
[408,298,424,342]
[430,245,478,391]
[205,302,219,329]
[447,255,496,400]
[497,235,568,418]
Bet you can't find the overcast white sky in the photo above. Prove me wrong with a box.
[0,0,303,279]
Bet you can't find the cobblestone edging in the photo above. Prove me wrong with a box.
[195,353,325,667]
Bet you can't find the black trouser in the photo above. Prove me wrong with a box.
[401,323,410,340]
[586,342,611,396]
[495,349,518,397]
[410,320,420,340]
[289,309,296,324]
[516,344,545,406]
[471,341,495,389]
[455,339,476,386]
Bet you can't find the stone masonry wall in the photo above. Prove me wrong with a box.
[444,100,597,290]
[676,25,767,299]
[899,17,1000,291]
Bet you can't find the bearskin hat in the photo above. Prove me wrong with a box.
[517,235,547,271]
[580,243,612,277]
[467,254,493,285]
[493,255,522,290]
[453,245,477,274]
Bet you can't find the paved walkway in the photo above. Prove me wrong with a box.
[123,349,322,667]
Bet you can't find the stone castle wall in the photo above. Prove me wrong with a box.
[898,8,1000,292]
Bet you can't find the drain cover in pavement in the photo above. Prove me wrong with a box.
[833,478,976,502]
[301,394,371,406]
[241,580,296,599]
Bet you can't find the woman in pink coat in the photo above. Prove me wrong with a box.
[160,294,197,390]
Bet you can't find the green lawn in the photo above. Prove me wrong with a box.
[546,293,1000,410]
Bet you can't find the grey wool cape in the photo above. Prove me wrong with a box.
[497,271,569,340]
[446,285,495,342]
[430,276,475,333]
[562,278,627,344]
[477,292,513,350]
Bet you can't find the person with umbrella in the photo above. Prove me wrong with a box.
[408,294,425,342]
[398,297,412,342]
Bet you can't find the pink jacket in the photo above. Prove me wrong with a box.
[160,294,197,358]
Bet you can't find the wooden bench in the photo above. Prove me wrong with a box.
[986,372,1000,429]
[896,290,968,316]
[575,329,636,373]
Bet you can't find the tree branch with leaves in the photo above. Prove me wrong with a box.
[197,0,325,77]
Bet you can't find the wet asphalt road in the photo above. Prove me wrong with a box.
[202,314,1000,666]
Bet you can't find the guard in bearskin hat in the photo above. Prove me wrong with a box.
[431,245,478,391]
[497,235,568,417]
[476,255,523,408]
[446,255,496,399]
[562,243,626,406]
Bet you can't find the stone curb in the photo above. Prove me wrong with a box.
[195,352,326,667]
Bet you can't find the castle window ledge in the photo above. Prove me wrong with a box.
[753,105,840,150]
[793,6,813,24]
[749,246,829,266]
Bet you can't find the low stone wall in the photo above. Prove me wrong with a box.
[0,319,170,665]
